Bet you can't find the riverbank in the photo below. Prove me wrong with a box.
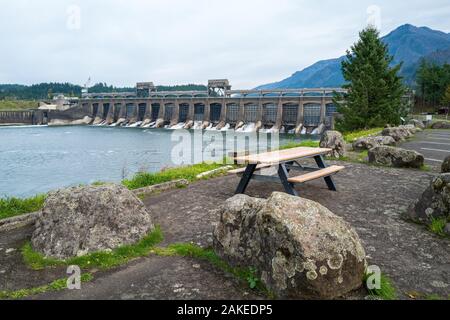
[1,127,449,300]
[0,125,429,220]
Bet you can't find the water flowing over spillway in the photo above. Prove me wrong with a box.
[169,122,186,130]
[236,122,256,133]
[192,121,203,130]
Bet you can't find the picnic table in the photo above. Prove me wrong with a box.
[229,147,344,196]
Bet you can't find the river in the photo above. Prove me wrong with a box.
[0,125,318,198]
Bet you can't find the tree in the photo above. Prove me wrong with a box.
[47,88,54,99]
[416,61,450,108]
[443,85,450,106]
[334,26,406,132]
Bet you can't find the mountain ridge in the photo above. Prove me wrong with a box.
[256,24,450,89]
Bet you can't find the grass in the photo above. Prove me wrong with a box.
[0,194,46,220]
[343,128,384,143]
[428,217,448,237]
[153,243,273,296]
[279,140,320,150]
[364,271,397,300]
[425,294,448,300]
[22,226,164,270]
[0,99,38,111]
[0,163,230,220]
[0,273,93,300]
[122,162,228,190]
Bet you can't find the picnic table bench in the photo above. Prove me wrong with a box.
[229,147,344,196]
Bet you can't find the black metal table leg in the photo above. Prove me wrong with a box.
[314,155,337,191]
[278,163,299,196]
[235,164,257,194]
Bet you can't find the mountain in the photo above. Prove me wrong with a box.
[256,24,450,89]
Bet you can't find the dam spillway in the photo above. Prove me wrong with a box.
[78,80,344,134]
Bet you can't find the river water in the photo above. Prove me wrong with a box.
[0,125,317,198]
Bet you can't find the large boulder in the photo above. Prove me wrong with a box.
[404,173,450,225]
[400,124,422,134]
[319,130,346,158]
[32,184,154,259]
[431,121,450,129]
[382,126,413,142]
[408,119,426,130]
[213,193,367,299]
[442,156,450,173]
[352,136,396,152]
[368,146,424,168]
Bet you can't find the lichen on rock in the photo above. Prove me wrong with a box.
[213,192,367,299]
[31,184,154,259]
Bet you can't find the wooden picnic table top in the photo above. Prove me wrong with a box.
[234,147,332,165]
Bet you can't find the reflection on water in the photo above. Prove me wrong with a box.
[0,126,317,198]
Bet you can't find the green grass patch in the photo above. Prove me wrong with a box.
[153,243,274,297]
[425,294,448,300]
[428,217,448,237]
[343,128,384,143]
[91,181,107,186]
[0,273,93,300]
[279,140,320,150]
[0,194,46,220]
[122,163,227,190]
[0,100,37,111]
[22,226,164,271]
[363,271,397,300]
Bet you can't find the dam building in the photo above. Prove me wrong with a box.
[80,79,345,134]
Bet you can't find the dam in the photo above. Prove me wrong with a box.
[78,80,344,134]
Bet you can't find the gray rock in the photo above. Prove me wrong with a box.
[319,130,346,158]
[368,146,424,168]
[442,156,450,173]
[32,184,154,259]
[213,192,367,299]
[405,173,450,225]
[408,119,426,130]
[431,121,450,129]
[400,124,422,134]
[444,223,450,236]
[352,136,396,152]
[382,126,413,142]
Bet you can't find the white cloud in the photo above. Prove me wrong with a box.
[0,0,449,88]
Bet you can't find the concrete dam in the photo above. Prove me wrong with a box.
[0,80,344,133]
[77,80,344,134]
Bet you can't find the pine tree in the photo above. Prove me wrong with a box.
[334,26,406,132]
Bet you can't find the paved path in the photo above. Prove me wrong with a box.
[400,129,450,169]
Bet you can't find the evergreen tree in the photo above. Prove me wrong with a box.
[334,26,406,132]
[416,61,450,108]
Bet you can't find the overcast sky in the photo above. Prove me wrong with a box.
[1,0,449,88]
